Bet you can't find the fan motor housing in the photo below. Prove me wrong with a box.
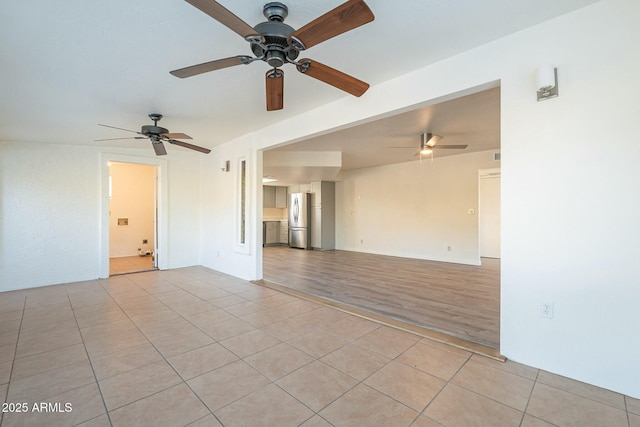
[251,22,298,66]
[251,2,299,67]
[141,125,168,136]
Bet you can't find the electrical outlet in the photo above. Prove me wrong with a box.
[541,302,554,319]
[447,245,452,251]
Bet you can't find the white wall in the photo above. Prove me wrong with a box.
[109,162,155,257]
[0,142,101,289]
[336,151,499,264]
[164,153,202,269]
[0,142,203,291]
[202,0,640,398]
[499,0,640,399]
[199,134,262,281]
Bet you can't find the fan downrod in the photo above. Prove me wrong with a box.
[148,113,163,125]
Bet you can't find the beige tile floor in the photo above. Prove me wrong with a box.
[0,266,637,427]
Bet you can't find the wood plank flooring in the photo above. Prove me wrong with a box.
[109,255,156,276]
[262,247,500,348]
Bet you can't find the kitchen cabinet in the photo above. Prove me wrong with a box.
[264,221,280,246]
[279,220,288,244]
[310,181,335,250]
[289,184,310,194]
[263,186,276,208]
[275,186,287,208]
[265,186,287,208]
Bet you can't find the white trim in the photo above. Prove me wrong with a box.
[234,156,251,254]
[478,168,501,259]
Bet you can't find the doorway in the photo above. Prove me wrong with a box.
[108,162,158,275]
[259,85,502,348]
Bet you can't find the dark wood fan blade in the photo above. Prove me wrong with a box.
[168,139,211,154]
[98,124,140,134]
[297,59,369,97]
[266,69,284,111]
[433,145,468,149]
[170,56,251,78]
[153,142,167,156]
[184,0,258,39]
[290,0,374,49]
[162,132,192,140]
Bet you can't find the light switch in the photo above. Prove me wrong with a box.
[468,208,475,215]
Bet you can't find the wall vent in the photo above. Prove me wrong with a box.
[493,152,501,161]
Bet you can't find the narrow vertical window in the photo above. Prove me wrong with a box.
[239,159,246,245]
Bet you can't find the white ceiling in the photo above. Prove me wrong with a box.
[1,1,599,157]
[264,85,501,185]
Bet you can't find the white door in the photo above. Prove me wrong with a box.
[479,170,501,258]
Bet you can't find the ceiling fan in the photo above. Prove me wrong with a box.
[170,0,375,111]
[391,132,468,159]
[96,113,211,156]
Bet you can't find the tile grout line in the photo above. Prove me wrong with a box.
[624,397,631,427]
[98,273,230,425]
[164,270,334,425]
[534,372,630,414]
[0,295,27,427]
[416,342,473,422]
[67,285,115,427]
[262,328,423,423]
[155,277,386,424]
[217,295,471,425]
[518,369,545,427]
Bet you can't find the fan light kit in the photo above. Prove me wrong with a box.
[417,132,467,162]
[420,133,443,155]
[96,114,211,156]
[171,0,375,111]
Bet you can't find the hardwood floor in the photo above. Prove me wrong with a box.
[262,246,500,348]
[109,255,156,276]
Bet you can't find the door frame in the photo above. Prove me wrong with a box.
[99,153,168,278]
[478,168,501,259]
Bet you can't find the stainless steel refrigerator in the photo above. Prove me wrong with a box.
[289,193,311,249]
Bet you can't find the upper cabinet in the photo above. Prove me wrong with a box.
[263,185,276,208]
[275,187,287,208]
[310,181,335,250]
[264,186,287,208]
